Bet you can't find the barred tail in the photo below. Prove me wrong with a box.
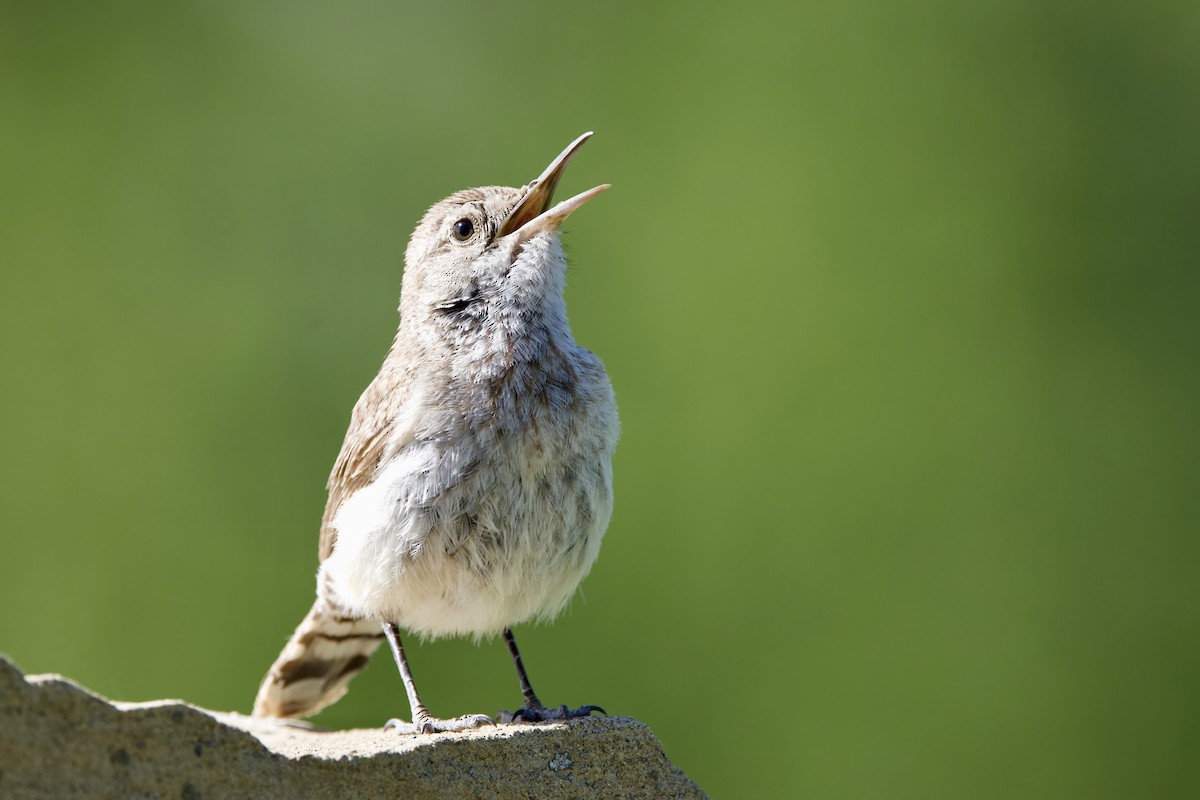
[252,599,384,719]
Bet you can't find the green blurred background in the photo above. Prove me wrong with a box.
[2,1,1198,797]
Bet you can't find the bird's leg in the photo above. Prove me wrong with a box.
[506,626,545,710]
[499,627,605,723]
[381,622,493,734]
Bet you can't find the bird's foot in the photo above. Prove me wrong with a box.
[385,712,495,734]
[499,702,606,724]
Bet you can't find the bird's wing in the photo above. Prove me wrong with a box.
[318,363,413,561]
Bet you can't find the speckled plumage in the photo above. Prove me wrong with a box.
[254,134,618,726]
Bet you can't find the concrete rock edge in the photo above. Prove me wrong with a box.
[0,654,707,800]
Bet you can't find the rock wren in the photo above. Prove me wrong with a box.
[252,133,619,733]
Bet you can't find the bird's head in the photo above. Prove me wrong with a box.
[397,133,607,339]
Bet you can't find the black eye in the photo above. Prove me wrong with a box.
[451,218,475,241]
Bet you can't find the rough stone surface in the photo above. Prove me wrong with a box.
[0,654,707,799]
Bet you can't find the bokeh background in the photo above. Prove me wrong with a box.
[2,1,1198,797]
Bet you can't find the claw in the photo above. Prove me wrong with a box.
[384,713,495,734]
[498,703,607,724]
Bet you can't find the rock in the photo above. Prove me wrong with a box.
[0,654,707,799]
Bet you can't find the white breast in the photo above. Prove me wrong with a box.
[320,385,617,639]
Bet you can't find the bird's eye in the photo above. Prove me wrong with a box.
[451,218,475,242]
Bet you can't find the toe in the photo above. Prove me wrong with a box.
[384,717,420,734]
[385,714,494,734]
[567,704,606,718]
[500,703,606,723]
[443,713,496,731]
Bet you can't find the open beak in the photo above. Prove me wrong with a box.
[497,131,609,241]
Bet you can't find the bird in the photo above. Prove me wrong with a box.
[252,132,619,734]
